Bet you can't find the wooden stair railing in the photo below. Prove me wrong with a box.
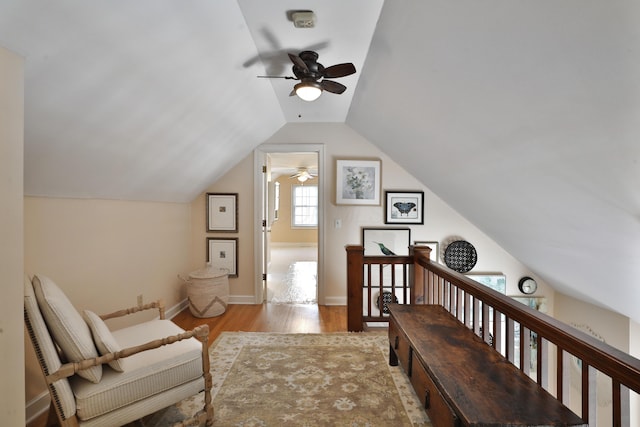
[346,244,640,426]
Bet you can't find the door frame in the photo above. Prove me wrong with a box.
[253,143,325,304]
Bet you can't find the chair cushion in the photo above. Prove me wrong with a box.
[24,276,77,420]
[83,310,125,372]
[32,274,102,383]
[70,319,203,421]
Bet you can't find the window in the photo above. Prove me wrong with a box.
[292,185,318,227]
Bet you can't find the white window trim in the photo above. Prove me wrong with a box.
[291,184,318,229]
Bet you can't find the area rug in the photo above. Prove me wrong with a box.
[160,332,430,426]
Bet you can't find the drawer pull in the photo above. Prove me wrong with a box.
[424,389,430,409]
[394,336,399,350]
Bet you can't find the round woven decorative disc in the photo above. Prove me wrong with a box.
[376,291,398,314]
[443,240,477,273]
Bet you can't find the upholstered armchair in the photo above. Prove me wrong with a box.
[24,274,214,426]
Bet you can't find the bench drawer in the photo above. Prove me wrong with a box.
[411,356,459,427]
[389,318,411,370]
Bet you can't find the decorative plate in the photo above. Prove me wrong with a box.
[443,240,477,273]
[376,291,398,314]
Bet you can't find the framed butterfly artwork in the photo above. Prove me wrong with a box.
[384,191,424,224]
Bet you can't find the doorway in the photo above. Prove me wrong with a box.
[253,144,324,305]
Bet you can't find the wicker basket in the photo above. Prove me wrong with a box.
[184,266,229,318]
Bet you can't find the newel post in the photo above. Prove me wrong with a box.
[346,245,364,332]
[411,245,432,304]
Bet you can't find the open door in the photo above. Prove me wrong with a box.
[253,144,324,304]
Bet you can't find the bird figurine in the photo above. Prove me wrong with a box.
[373,241,396,256]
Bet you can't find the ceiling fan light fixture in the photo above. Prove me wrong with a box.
[294,81,322,101]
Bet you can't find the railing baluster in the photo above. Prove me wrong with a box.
[521,325,530,375]
[538,336,548,389]
[464,291,471,328]
[582,362,597,425]
[506,317,515,363]
[557,347,564,402]
[482,302,490,345]
[493,309,502,353]
[367,263,372,319]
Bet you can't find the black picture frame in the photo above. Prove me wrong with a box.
[384,191,424,224]
[207,237,238,277]
[206,193,238,232]
[362,227,411,256]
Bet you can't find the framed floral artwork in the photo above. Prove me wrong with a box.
[336,159,381,205]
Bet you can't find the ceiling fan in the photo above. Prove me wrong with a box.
[290,167,317,183]
[258,50,356,101]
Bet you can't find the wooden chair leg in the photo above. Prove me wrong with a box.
[45,404,60,427]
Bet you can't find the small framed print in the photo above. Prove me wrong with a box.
[207,238,238,277]
[385,191,424,224]
[207,193,238,232]
[362,227,411,256]
[336,159,381,205]
[414,240,439,263]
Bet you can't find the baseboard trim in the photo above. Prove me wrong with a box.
[229,295,258,304]
[26,391,50,425]
[323,296,347,306]
[165,298,189,319]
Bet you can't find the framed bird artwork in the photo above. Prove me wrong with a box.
[362,227,411,256]
[384,191,424,224]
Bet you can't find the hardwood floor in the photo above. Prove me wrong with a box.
[27,303,347,427]
[173,303,347,343]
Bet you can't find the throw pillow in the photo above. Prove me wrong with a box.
[32,275,102,383]
[83,310,125,372]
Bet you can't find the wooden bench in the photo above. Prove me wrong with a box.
[388,304,586,427]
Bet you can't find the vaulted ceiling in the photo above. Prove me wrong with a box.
[1,1,639,324]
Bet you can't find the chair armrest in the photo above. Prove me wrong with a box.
[45,324,210,384]
[99,299,166,321]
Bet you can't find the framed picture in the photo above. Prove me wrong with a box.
[207,193,238,232]
[414,240,439,262]
[385,191,424,224]
[336,159,381,205]
[207,237,238,277]
[362,227,411,256]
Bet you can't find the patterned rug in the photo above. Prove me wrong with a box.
[151,332,430,426]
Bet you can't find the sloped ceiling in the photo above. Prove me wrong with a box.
[348,1,640,324]
[1,1,639,323]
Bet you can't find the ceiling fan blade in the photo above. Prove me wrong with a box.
[322,63,356,78]
[289,88,296,97]
[320,80,347,94]
[257,75,297,80]
[288,53,309,72]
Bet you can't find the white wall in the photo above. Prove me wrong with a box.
[0,44,25,426]
[265,123,549,304]
[191,122,549,305]
[24,197,192,414]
